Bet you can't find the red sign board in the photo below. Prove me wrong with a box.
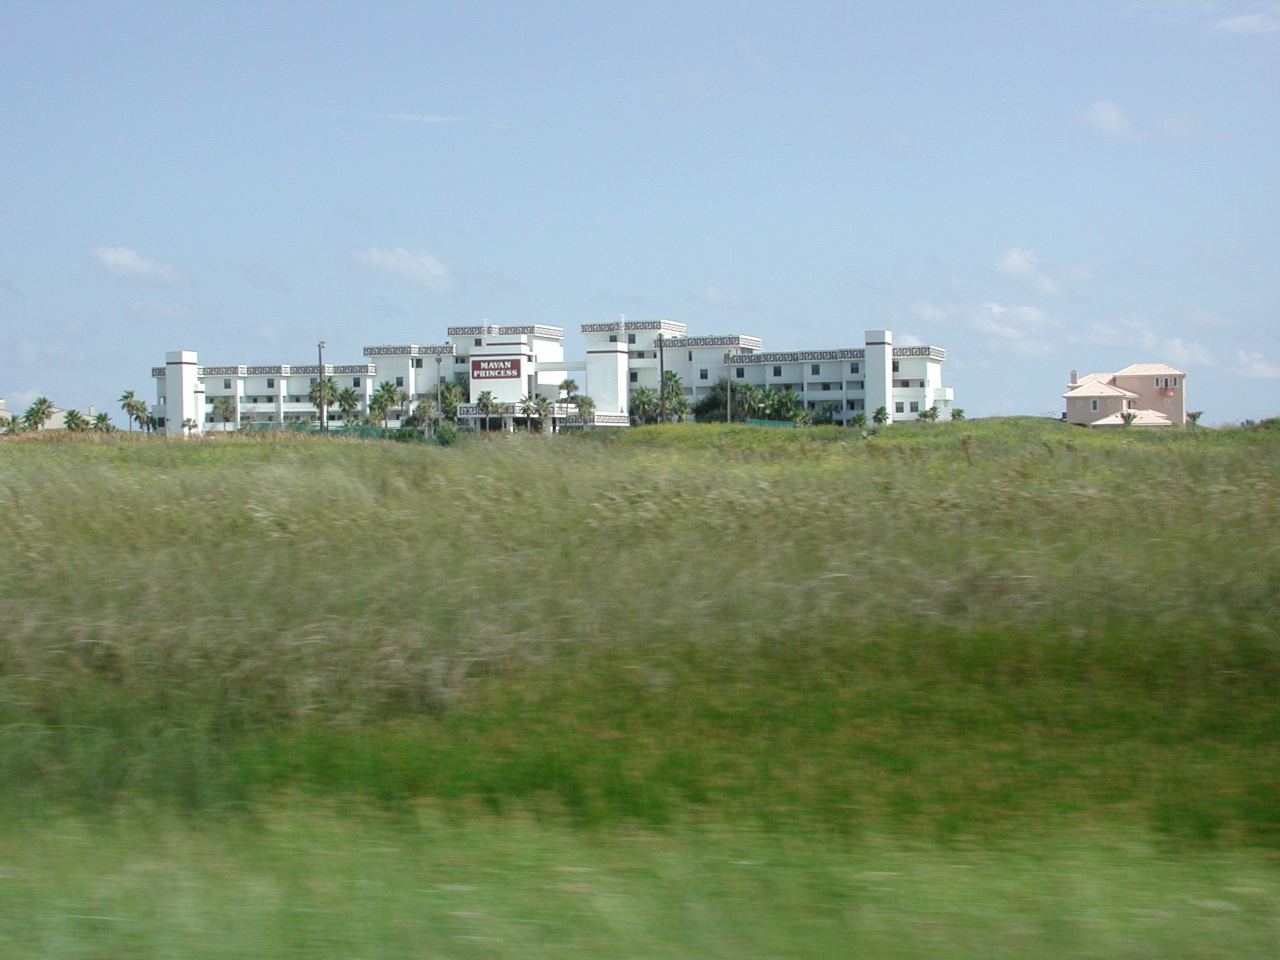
[471,358,521,380]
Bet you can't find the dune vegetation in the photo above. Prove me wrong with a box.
[1,418,1277,956]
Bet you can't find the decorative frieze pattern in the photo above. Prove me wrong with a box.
[446,325,564,339]
[363,344,456,357]
[668,335,763,350]
[894,346,946,360]
[730,348,866,364]
[581,319,686,334]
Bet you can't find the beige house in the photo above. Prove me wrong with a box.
[1063,363,1187,428]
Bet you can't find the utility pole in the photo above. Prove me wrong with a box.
[726,352,733,423]
[317,340,327,434]
[657,332,666,424]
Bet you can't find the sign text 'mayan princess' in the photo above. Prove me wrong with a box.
[471,358,522,380]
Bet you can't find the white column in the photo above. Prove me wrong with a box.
[164,351,201,436]
[864,330,893,423]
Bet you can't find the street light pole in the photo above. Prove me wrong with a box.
[726,352,733,424]
[317,340,327,434]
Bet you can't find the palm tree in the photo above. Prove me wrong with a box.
[182,418,199,436]
[309,376,338,429]
[919,405,940,422]
[92,412,113,432]
[23,397,54,431]
[119,390,137,432]
[734,383,760,420]
[335,387,360,427]
[63,409,90,432]
[573,394,596,430]
[518,394,540,433]
[211,396,237,431]
[407,397,439,436]
[1121,410,1136,427]
[440,381,465,421]
[660,371,683,423]
[950,408,965,421]
[849,412,868,429]
[629,386,658,425]
[558,378,578,400]
[371,381,403,432]
[872,405,890,426]
[532,395,553,434]
[1187,411,1203,429]
[476,390,505,434]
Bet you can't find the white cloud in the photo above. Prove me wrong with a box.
[1235,350,1280,378]
[124,300,194,322]
[968,302,1057,355]
[349,248,457,294]
[1086,317,1214,365]
[1080,99,1135,138]
[895,333,925,346]
[245,264,290,291]
[691,285,749,309]
[908,301,948,322]
[90,246,187,283]
[995,247,1061,295]
[1216,8,1280,33]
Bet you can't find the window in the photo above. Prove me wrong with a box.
[821,383,831,391]
[851,381,864,391]
[353,377,361,387]
[395,377,404,387]
[629,371,638,383]
[266,378,275,389]
[688,351,693,361]
[850,362,860,374]
[413,358,423,369]
[895,402,904,413]
[851,399,864,411]
[892,361,900,373]
[223,379,231,389]
[735,367,744,379]
[1127,400,1135,409]
[910,401,919,413]
[310,377,317,385]
[811,363,820,376]
[474,338,482,346]
[608,335,617,342]
[206,396,214,404]
[699,369,708,380]
[627,334,636,344]
[772,365,782,377]
[1091,399,1099,411]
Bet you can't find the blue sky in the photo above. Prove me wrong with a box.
[1,0,1277,424]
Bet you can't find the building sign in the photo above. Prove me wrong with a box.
[471,358,522,380]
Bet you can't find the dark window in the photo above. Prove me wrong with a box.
[688,351,693,361]
[609,335,617,342]
[699,369,708,380]
[223,379,231,389]
[811,364,820,375]
[310,377,317,385]
[627,334,636,344]
[772,365,782,377]
[413,358,423,368]
[353,378,361,387]
[266,378,275,389]
[735,367,744,379]
[821,383,831,391]
[892,361,899,372]
[395,377,404,387]
[629,371,638,383]
[894,402,904,413]
[910,401,919,413]
[850,362,859,374]
[474,338,482,346]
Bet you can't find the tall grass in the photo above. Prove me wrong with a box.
[0,422,1277,840]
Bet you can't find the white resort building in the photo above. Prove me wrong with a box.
[1062,364,1188,428]
[149,321,953,436]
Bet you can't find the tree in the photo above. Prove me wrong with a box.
[734,383,760,420]
[370,381,405,432]
[951,408,965,421]
[23,397,54,432]
[63,409,90,432]
[1121,410,1137,427]
[573,394,596,430]
[182,418,199,435]
[1187,411,1203,429]
[660,371,683,423]
[475,390,505,434]
[440,381,465,422]
[120,390,149,433]
[406,397,439,436]
[918,405,940,422]
[812,401,841,425]
[872,406,890,426]
[309,376,339,429]
[629,386,659,425]
[336,387,360,426]
[532,395,553,434]
[518,393,540,433]
[559,378,578,400]
[211,396,237,430]
[849,412,868,429]
[92,412,113,432]
[691,378,733,423]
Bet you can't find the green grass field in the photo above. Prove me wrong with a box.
[1,419,1278,956]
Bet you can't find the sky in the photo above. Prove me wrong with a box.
[1,0,1277,425]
